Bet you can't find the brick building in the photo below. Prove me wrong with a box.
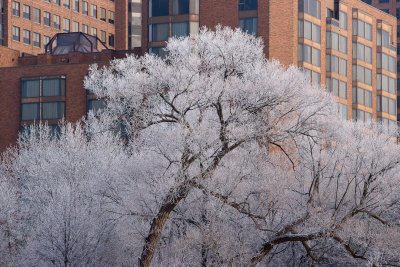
[142,0,397,127]
[0,0,128,55]
[360,0,400,121]
[0,32,139,152]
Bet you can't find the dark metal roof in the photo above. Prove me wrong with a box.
[45,32,108,55]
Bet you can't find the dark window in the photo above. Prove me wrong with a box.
[82,1,88,15]
[54,0,60,5]
[33,32,41,47]
[238,0,257,11]
[108,11,114,24]
[63,0,70,9]
[150,0,169,17]
[109,33,114,46]
[43,79,65,96]
[298,0,321,19]
[361,0,372,4]
[100,8,106,21]
[172,0,189,15]
[379,0,389,3]
[149,47,168,59]
[381,9,389,14]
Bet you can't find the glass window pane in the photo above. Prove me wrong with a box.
[365,68,372,85]
[42,79,65,96]
[150,0,169,17]
[357,87,364,105]
[42,102,65,119]
[151,23,169,41]
[172,22,189,37]
[365,23,372,41]
[312,48,320,66]
[22,80,40,97]
[304,20,312,40]
[312,23,320,43]
[339,81,347,99]
[172,0,189,15]
[365,90,372,107]
[21,103,39,120]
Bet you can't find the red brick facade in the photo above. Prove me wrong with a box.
[0,48,139,152]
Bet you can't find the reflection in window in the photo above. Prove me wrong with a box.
[377,74,396,94]
[88,99,106,113]
[172,0,189,14]
[326,77,347,99]
[149,47,168,59]
[352,19,372,41]
[352,109,372,122]
[22,80,40,98]
[239,17,257,35]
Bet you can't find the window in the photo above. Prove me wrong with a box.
[149,47,167,58]
[339,11,347,30]
[377,29,390,48]
[109,33,114,46]
[42,102,65,119]
[63,0,70,8]
[82,24,88,33]
[377,52,396,73]
[21,103,40,120]
[12,26,20,41]
[91,27,97,37]
[22,80,40,97]
[377,95,396,115]
[150,23,169,42]
[326,55,346,76]
[379,0,389,3]
[352,43,372,64]
[33,32,40,47]
[100,7,106,21]
[53,15,60,29]
[82,1,88,15]
[149,0,169,17]
[23,4,30,20]
[100,30,106,42]
[239,18,257,35]
[172,0,190,14]
[381,9,389,14]
[44,12,50,26]
[88,99,106,113]
[352,19,372,41]
[301,68,320,86]
[362,0,372,4]
[108,11,114,24]
[338,103,347,121]
[72,21,79,32]
[12,1,20,17]
[171,22,189,37]
[298,20,320,43]
[91,4,97,18]
[397,8,400,19]
[298,0,321,19]
[54,0,60,5]
[352,65,372,85]
[377,74,396,94]
[23,30,30,44]
[352,109,372,122]
[352,87,372,107]
[33,8,40,23]
[377,117,396,130]
[326,32,346,53]
[73,0,79,11]
[63,18,70,32]
[326,77,347,99]
[238,0,257,11]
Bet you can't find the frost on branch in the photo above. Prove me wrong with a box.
[1,27,400,266]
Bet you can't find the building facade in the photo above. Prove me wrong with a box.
[360,0,400,121]
[0,35,139,151]
[142,0,397,127]
[0,0,126,54]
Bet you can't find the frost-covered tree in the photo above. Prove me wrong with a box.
[1,27,400,266]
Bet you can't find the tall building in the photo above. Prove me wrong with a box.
[360,0,400,122]
[142,0,397,128]
[0,0,126,54]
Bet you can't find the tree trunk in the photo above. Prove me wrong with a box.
[138,185,190,267]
